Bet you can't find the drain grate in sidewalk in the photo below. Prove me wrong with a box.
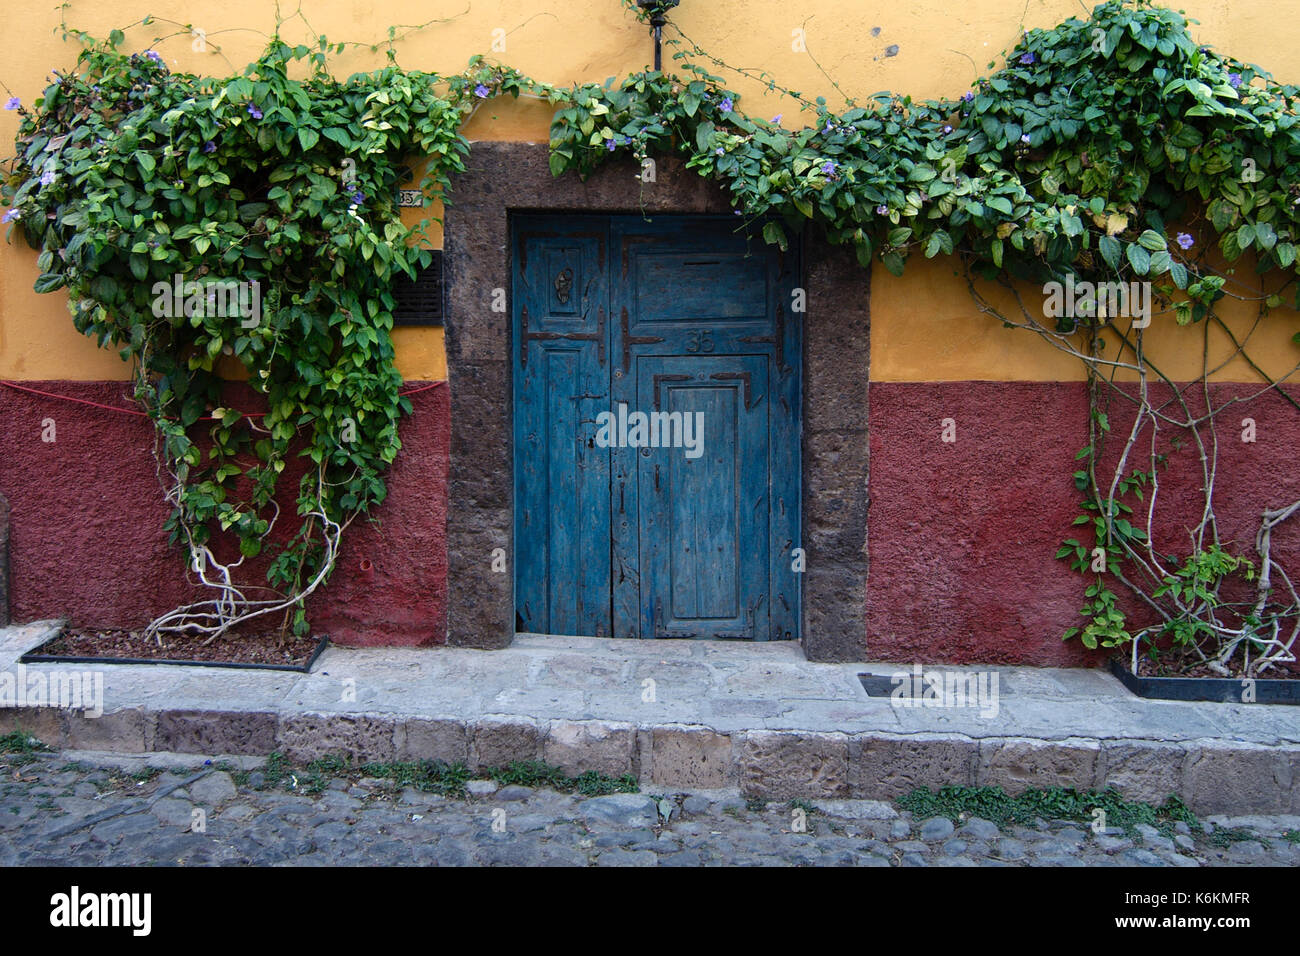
[859,671,1013,698]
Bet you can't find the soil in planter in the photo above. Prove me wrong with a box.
[1134,653,1299,680]
[35,627,322,668]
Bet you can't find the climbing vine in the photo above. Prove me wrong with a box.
[1,13,543,641]
[4,0,1299,673]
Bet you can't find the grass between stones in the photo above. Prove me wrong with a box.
[228,752,639,799]
[487,760,638,797]
[897,785,1200,837]
[0,730,48,766]
[1207,826,1271,849]
[0,731,44,752]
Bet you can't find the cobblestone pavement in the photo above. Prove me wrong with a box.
[2,751,1297,867]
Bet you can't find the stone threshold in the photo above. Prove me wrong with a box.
[1,621,1297,814]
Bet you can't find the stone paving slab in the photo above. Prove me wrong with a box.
[2,622,1299,813]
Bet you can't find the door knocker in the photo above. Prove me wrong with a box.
[554,267,574,305]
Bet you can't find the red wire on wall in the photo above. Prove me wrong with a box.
[0,378,445,422]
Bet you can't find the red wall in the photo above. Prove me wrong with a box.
[866,380,1300,665]
[3,376,1296,665]
[0,380,449,647]
[866,381,1096,666]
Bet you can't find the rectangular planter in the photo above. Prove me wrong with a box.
[1110,658,1300,705]
[20,631,329,673]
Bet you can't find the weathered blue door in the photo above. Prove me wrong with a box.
[513,214,800,640]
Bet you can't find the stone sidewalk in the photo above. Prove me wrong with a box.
[2,621,1298,814]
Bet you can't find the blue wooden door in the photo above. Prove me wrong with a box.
[513,214,800,640]
[512,219,611,636]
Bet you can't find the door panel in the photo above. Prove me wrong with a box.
[513,214,800,641]
[631,253,770,322]
[513,219,610,636]
[635,355,770,638]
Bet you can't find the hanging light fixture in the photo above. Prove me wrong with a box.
[635,0,680,72]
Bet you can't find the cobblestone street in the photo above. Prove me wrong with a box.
[2,749,1297,867]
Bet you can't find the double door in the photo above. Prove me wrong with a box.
[512,214,801,640]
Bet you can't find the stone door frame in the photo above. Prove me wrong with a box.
[442,143,869,661]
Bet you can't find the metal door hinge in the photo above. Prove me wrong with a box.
[621,306,664,373]
[520,305,606,368]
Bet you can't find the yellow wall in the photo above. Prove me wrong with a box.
[872,255,1300,383]
[4,0,1300,383]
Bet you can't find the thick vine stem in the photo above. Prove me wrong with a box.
[142,465,350,645]
[1250,499,1300,674]
[970,269,1299,677]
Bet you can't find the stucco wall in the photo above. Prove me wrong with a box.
[2,1,1299,662]
[4,0,1300,383]
[0,381,449,645]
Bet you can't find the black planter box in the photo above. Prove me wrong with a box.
[1110,658,1300,705]
[20,631,329,673]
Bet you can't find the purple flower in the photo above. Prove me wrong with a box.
[1228,73,1242,89]
[715,147,724,156]
[2,209,19,223]
[719,97,733,113]
[607,139,617,152]
[39,169,55,186]
[247,103,263,120]
[1176,233,1194,250]
[351,190,365,203]
[771,114,783,124]
[962,91,974,103]
[1021,133,1031,144]
[821,160,837,175]
[875,204,888,215]
[823,122,834,134]
[3,97,19,110]
[144,50,163,63]
[943,125,953,134]
[474,84,490,98]
[203,141,216,153]
[1019,52,1036,65]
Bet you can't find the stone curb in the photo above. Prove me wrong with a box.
[1,705,1294,814]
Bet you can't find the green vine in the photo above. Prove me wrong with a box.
[4,0,1299,669]
[2,17,544,640]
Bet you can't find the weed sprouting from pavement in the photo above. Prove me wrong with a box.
[897,785,1199,837]
[229,752,638,799]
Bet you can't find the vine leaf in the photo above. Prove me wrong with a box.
[1098,235,1121,270]
[1126,242,1151,276]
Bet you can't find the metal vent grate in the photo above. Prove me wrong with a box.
[858,672,1013,698]
[391,253,445,326]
